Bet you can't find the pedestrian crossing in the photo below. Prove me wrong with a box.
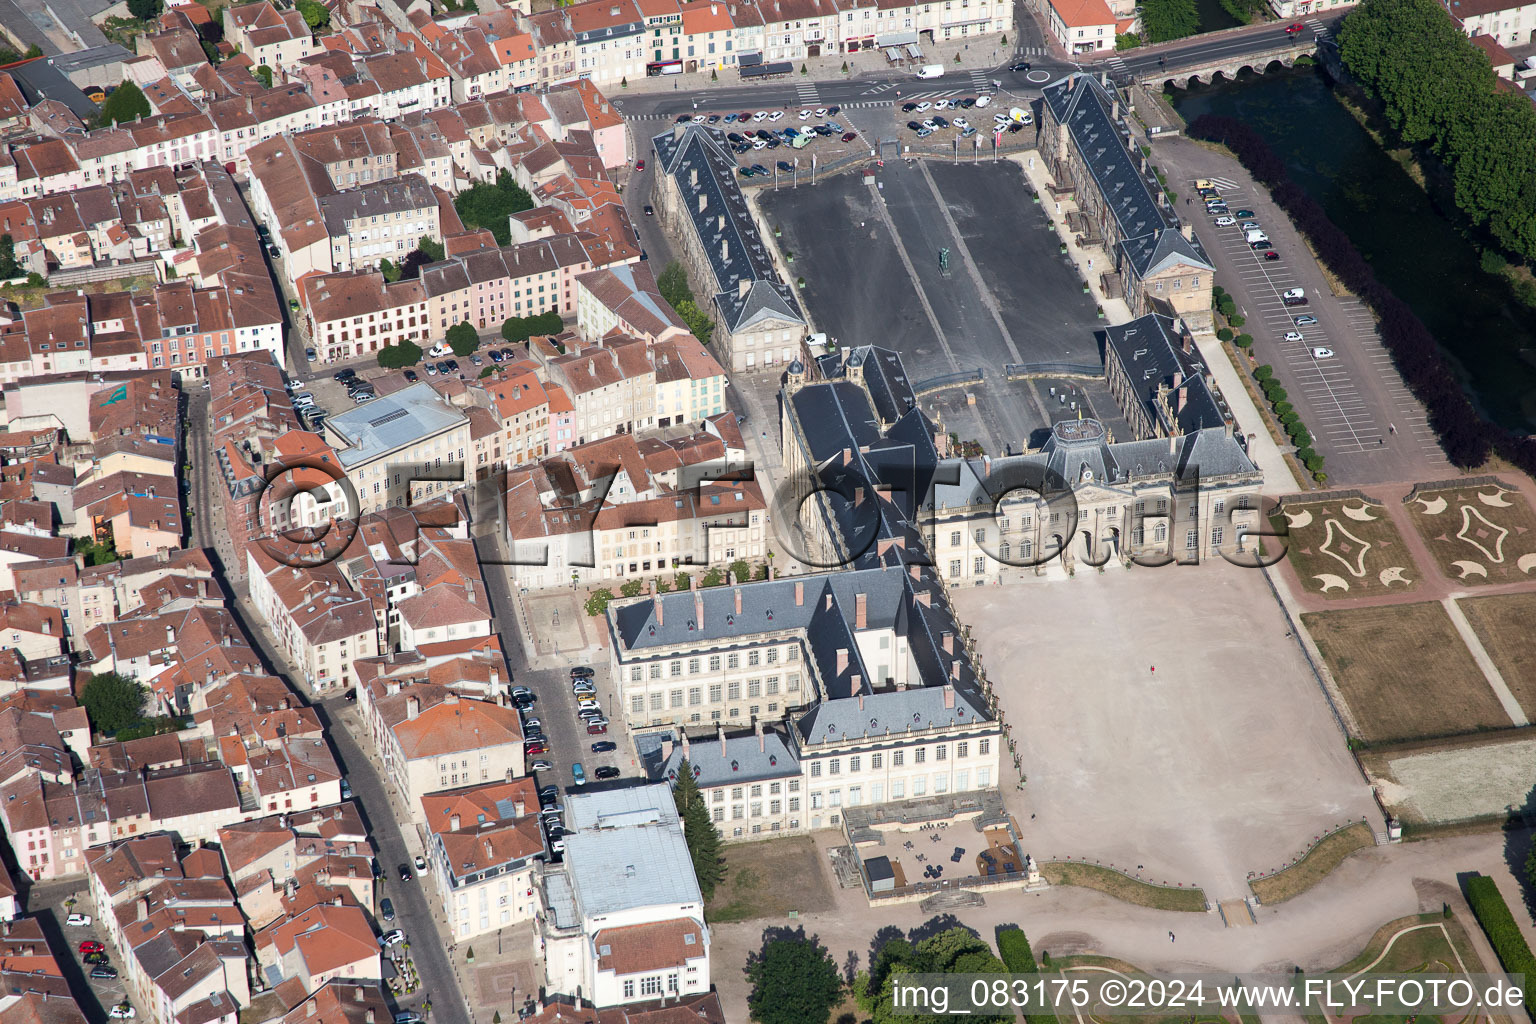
[967,68,991,92]
[1204,175,1239,190]
[1305,16,1328,36]
[795,81,820,104]
[1105,53,1129,75]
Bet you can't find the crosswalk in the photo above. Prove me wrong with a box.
[1305,16,1328,36]
[1105,53,1129,75]
[966,68,992,92]
[1204,175,1239,191]
[795,81,820,105]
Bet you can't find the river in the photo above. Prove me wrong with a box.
[1170,66,1536,432]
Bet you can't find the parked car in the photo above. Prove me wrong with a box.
[109,1006,135,1020]
[591,741,617,753]
[84,952,109,965]
[916,128,933,138]
[333,368,357,382]
[571,763,587,786]
[380,930,406,947]
[512,686,535,701]
[768,111,784,121]
[724,113,738,122]
[91,967,119,980]
[424,362,438,375]
[380,897,396,922]
[902,102,918,112]
[340,780,353,799]
[595,766,621,780]
[1264,251,1281,261]
[828,105,840,114]
[305,347,317,361]
[79,942,104,955]
[66,914,91,927]
[1240,220,1260,230]
[530,760,553,771]
[951,116,970,130]
[1235,209,1255,218]
[842,132,857,142]
[1283,295,1310,306]
[776,160,793,172]
[1284,331,1305,342]
[907,121,923,131]
[915,101,931,111]
[395,1014,423,1024]
[402,369,418,382]
[571,666,594,678]
[1311,347,1334,358]
[1284,287,1306,299]
[525,740,549,755]
[1250,240,1271,250]
[1214,216,1236,226]
[586,721,609,735]
[398,863,411,881]
[960,127,977,139]
[1294,314,1318,325]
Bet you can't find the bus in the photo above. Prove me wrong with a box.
[646,60,683,76]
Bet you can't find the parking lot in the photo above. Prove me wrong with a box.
[56,910,129,1024]
[1175,168,1449,485]
[287,346,524,431]
[763,158,1117,455]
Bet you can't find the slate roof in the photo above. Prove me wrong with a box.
[651,123,803,332]
[1041,73,1212,278]
[1104,313,1229,435]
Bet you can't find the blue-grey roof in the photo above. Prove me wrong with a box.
[1104,313,1229,436]
[855,345,918,425]
[652,123,804,332]
[563,784,702,917]
[325,382,468,468]
[543,870,579,930]
[651,728,801,788]
[797,681,989,746]
[1041,73,1211,278]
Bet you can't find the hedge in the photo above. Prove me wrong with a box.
[1188,113,1513,470]
[996,929,1056,1024]
[1464,874,1534,1019]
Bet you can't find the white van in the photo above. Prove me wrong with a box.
[427,342,450,358]
[1283,287,1305,300]
[915,64,945,79]
[1244,229,1268,244]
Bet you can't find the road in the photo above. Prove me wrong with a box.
[610,15,1346,123]
[319,700,470,1024]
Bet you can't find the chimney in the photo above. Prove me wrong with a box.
[718,725,726,758]
[1169,434,1178,455]
[734,588,742,615]
[836,648,848,674]
[720,238,729,263]
[754,719,764,751]
[139,895,151,920]
[850,673,861,694]
[694,591,703,628]
[942,630,953,653]
[407,695,420,720]
[1181,223,1193,241]
[354,988,365,1004]
[1067,75,1075,92]
[450,814,460,830]
[367,1012,376,1024]
[514,800,524,817]
[738,277,750,299]
[857,692,864,710]
[445,691,459,704]
[698,192,707,214]
[794,580,803,605]
[681,731,691,761]
[332,894,342,907]
[166,625,174,645]
[1172,370,1183,393]
[950,660,961,681]
[825,593,833,610]
[662,738,674,761]
[653,579,664,626]
[1111,95,1119,121]
[689,167,698,189]
[717,214,725,232]
[854,592,866,629]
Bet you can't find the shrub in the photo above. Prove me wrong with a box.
[1273,401,1293,418]
[583,589,614,617]
[1217,327,1234,342]
[996,928,1037,973]
[1234,333,1254,348]
[1228,313,1246,328]
[1265,385,1289,405]
[1253,365,1274,381]
[1279,411,1300,426]
[1295,446,1316,463]
[1303,452,1326,473]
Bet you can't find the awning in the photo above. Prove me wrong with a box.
[876,30,918,46]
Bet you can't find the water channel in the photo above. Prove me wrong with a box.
[1170,65,1536,432]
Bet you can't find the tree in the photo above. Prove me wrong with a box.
[417,236,445,263]
[699,566,724,587]
[729,559,751,584]
[399,248,434,280]
[500,310,563,343]
[126,0,162,20]
[376,341,423,368]
[98,81,150,127]
[82,672,147,736]
[294,0,330,29]
[453,171,534,246]
[0,234,17,280]
[583,588,614,616]
[1140,0,1198,42]
[1116,32,1142,48]
[253,65,273,88]
[446,321,480,356]
[379,258,402,282]
[671,759,725,899]
[746,934,842,1024]
[619,578,646,598]
[73,534,119,566]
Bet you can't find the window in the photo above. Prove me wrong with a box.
[727,653,740,669]
[624,981,635,999]
[641,977,662,996]
[1186,529,1199,551]
[979,739,991,755]
[1212,526,1224,546]
[957,742,968,758]
[670,660,682,677]
[829,759,841,775]
[631,695,644,713]
[893,751,904,766]
[709,655,721,671]
[915,747,926,764]
[935,745,947,761]
[892,780,904,799]
[650,693,664,711]
[949,560,961,578]
[709,684,721,702]
[670,690,684,708]
[850,755,861,772]
[950,531,961,545]
[748,650,761,666]
[810,761,822,777]
[688,658,700,674]
[748,680,761,697]
[728,681,742,700]
[689,687,702,706]
[872,753,883,769]
[974,556,986,575]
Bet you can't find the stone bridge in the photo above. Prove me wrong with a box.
[1137,42,1316,88]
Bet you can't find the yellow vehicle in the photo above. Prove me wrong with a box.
[1195,179,1213,190]
[87,89,106,103]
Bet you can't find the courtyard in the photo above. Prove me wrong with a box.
[760,159,1127,456]
[950,565,1378,902]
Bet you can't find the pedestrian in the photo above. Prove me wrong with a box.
[1150,665,1155,674]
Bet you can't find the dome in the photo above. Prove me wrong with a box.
[787,359,804,374]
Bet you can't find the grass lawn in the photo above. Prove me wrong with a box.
[1274,499,1419,599]
[1040,862,1206,913]
[1455,592,1536,720]
[1403,483,1536,587]
[1301,603,1509,743]
[1330,913,1486,974]
[1249,822,1373,904]
[705,835,832,923]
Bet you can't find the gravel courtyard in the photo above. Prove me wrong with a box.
[952,565,1380,901]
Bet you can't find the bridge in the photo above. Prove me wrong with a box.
[1132,40,1316,88]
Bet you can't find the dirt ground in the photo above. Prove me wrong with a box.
[1302,602,1509,744]
[950,565,1378,902]
[705,835,834,924]
[1276,498,1421,599]
[1403,483,1536,587]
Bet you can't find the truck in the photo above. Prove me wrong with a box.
[1245,229,1269,244]
[915,64,945,79]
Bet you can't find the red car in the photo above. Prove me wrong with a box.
[79,941,104,955]
[635,159,645,171]
[586,721,608,735]
[526,741,549,755]
[1264,251,1280,261]
[1285,21,1305,32]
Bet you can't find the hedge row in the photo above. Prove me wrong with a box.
[996,928,1057,1024]
[1253,364,1324,479]
[1464,875,1534,1020]
[1186,114,1523,472]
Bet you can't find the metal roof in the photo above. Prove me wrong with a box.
[563,784,702,918]
[326,382,468,468]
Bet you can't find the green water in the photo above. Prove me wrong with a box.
[1170,65,1536,431]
